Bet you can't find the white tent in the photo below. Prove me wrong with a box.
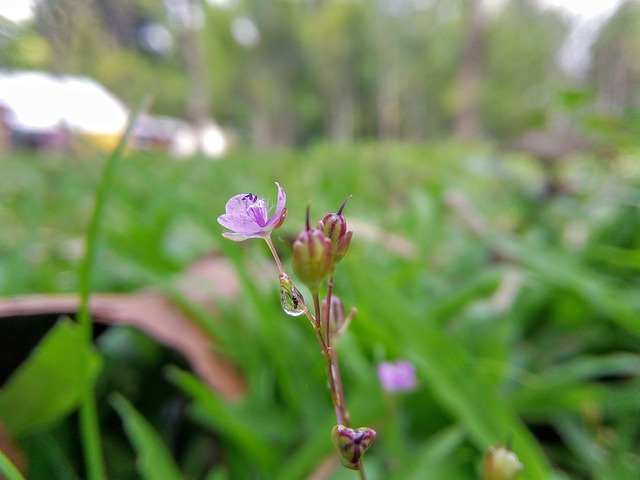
[0,70,129,135]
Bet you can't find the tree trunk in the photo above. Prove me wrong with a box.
[453,0,485,141]
[169,0,212,128]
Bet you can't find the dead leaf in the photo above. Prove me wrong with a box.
[0,254,246,399]
[0,420,25,478]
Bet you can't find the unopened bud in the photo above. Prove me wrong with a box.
[318,197,353,266]
[331,424,376,471]
[483,445,523,480]
[322,295,354,342]
[292,207,333,292]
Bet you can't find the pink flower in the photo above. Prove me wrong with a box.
[218,182,287,241]
[377,360,417,392]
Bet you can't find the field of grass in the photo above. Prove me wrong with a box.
[0,141,639,479]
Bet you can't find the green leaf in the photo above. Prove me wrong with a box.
[348,261,552,480]
[390,425,466,480]
[0,450,25,480]
[166,367,276,474]
[0,319,102,437]
[110,394,182,480]
[491,234,640,338]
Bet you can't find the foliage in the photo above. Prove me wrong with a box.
[1,139,639,478]
[481,0,569,139]
[0,0,583,146]
[590,0,640,115]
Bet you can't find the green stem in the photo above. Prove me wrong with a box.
[325,274,351,427]
[76,96,152,480]
[264,236,285,274]
[311,292,343,425]
[359,465,368,480]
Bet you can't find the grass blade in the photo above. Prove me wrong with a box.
[76,96,153,480]
[110,394,183,480]
[0,450,25,480]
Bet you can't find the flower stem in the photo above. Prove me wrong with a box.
[311,291,353,428]
[264,236,285,275]
[311,293,343,425]
[325,274,351,427]
[359,466,368,480]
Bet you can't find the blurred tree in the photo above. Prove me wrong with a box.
[35,0,109,74]
[201,5,245,128]
[299,0,367,144]
[0,0,585,146]
[480,0,568,140]
[453,0,485,141]
[371,0,469,141]
[166,0,213,128]
[0,25,52,69]
[373,0,403,140]
[590,0,640,115]
[240,0,308,149]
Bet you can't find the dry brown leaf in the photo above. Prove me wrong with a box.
[0,420,25,478]
[0,254,246,399]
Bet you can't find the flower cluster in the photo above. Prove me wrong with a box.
[218,183,374,476]
[218,183,527,479]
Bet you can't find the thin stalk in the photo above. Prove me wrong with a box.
[310,292,343,425]
[76,96,152,480]
[324,274,351,426]
[324,274,334,348]
[359,466,368,480]
[264,236,285,275]
[330,348,350,427]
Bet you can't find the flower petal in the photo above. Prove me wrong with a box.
[221,231,260,242]
[224,194,252,216]
[266,182,286,227]
[217,213,263,236]
[217,183,287,241]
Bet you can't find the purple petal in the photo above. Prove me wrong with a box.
[217,213,262,236]
[218,183,287,240]
[224,194,252,216]
[221,231,259,242]
[377,360,417,392]
[267,182,286,226]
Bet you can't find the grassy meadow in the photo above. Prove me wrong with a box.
[0,142,639,479]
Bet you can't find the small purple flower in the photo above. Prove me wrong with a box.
[218,182,287,241]
[377,360,417,392]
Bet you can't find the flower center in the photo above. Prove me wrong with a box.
[243,194,269,226]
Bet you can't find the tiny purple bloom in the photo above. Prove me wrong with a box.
[218,182,287,241]
[377,360,417,392]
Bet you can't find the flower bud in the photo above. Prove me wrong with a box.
[292,207,333,292]
[331,424,376,471]
[483,445,523,480]
[318,197,353,265]
[323,295,354,342]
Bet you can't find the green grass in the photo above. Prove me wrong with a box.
[1,142,639,479]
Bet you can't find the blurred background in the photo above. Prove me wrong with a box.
[1,1,640,479]
[0,0,637,153]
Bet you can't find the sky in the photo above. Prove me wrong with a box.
[0,0,34,24]
[538,0,625,77]
[537,0,624,20]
